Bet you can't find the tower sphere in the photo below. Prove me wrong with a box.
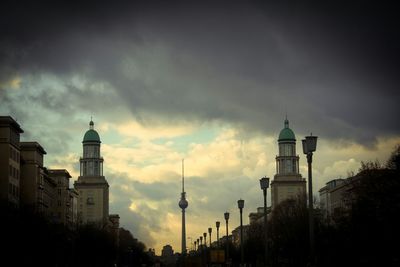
[179,198,188,209]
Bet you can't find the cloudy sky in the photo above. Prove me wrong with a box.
[1,0,399,254]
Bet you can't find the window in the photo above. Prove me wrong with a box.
[94,162,98,175]
[94,147,99,157]
[87,197,95,205]
[284,159,292,173]
[292,159,297,173]
[88,162,93,175]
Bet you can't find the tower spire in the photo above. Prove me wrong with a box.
[182,159,185,193]
[284,115,289,128]
[89,116,94,130]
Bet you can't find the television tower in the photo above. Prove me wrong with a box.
[178,159,188,255]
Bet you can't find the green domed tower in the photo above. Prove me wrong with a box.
[74,119,109,226]
[81,120,103,176]
[271,118,306,210]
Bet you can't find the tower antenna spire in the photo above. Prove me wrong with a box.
[182,159,185,193]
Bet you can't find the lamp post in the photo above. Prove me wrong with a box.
[199,236,203,266]
[203,232,207,248]
[216,221,220,248]
[260,177,270,267]
[194,240,197,252]
[224,212,230,262]
[302,134,318,265]
[208,227,212,247]
[238,199,245,266]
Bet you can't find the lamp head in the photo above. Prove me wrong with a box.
[224,212,230,221]
[237,199,245,209]
[216,221,220,228]
[306,135,318,152]
[208,227,212,234]
[302,139,307,154]
[302,134,318,154]
[203,232,207,238]
[259,177,270,190]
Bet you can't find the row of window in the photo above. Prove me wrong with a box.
[9,165,20,179]
[8,183,19,198]
[9,146,20,163]
[279,144,296,156]
[278,158,299,174]
[81,161,102,176]
[83,146,100,158]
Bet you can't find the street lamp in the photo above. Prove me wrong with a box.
[302,134,318,264]
[238,199,245,266]
[260,177,270,267]
[203,232,207,248]
[224,212,230,261]
[194,240,197,252]
[208,227,212,247]
[216,221,220,248]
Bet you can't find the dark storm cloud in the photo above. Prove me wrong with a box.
[0,74,123,155]
[1,0,399,144]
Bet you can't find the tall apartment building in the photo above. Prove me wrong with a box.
[20,142,49,213]
[42,167,57,219]
[1,115,79,227]
[48,169,78,226]
[0,116,23,207]
[271,118,306,210]
[69,188,79,227]
[319,177,360,221]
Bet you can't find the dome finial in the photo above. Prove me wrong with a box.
[89,117,94,130]
[284,116,289,128]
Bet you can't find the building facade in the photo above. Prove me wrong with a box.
[319,177,358,221]
[42,168,57,219]
[271,118,306,210]
[74,120,109,226]
[19,142,49,213]
[0,116,23,208]
[48,169,77,225]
